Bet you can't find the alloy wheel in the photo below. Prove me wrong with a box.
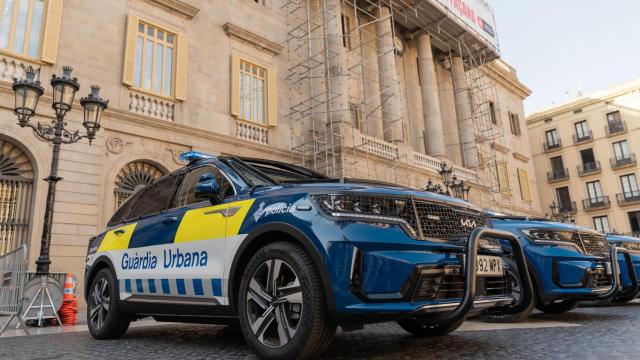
[245,258,303,348]
[89,277,110,330]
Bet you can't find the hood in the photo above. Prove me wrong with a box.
[490,217,597,233]
[252,181,479,209]
[605,234,640,244]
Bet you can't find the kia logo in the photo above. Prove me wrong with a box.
[460,218,477,228]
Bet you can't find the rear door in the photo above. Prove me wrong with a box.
[118,174,183,298]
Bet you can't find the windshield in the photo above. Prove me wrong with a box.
[221,157,328,185]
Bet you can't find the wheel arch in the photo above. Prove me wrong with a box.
[84,255,117,302]
[228,222,337,321]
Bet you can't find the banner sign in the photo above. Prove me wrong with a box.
[430,0,499,52]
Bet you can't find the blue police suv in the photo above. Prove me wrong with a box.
[85,152,533,359]
[605,234,640,303]
[489,214,636,320]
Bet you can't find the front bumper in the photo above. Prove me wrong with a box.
[334,227,534,324]
[616,250,640,299]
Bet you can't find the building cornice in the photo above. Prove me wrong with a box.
[146,0,199,19]
[223,22,284,55]
[480,61,532,99]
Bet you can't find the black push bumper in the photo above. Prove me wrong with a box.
[595,246,639,301]
[415,227,534,323]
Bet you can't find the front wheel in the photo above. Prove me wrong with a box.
[397,317,465,336]
[536,299,578,314]
[238,242,336,359]
[87,268,130,339]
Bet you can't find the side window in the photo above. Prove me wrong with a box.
[128,175,181,219]
[107,189,145,226]
[174,166,235,208]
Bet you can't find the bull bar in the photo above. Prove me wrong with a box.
[417,227,534,323]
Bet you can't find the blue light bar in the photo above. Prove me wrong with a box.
[179,151,215,163]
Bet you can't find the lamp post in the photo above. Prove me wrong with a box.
[432,162,471,201]
[12,66,108,275]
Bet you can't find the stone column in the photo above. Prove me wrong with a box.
[451,56,478,168]
[416,34,446,158]
[376,6,404,143]
[323,0,350,128]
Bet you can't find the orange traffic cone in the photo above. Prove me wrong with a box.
[59,273,77,326]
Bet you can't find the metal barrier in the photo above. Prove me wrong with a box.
[0,245,29,336]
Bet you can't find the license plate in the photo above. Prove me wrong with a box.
[476,255,504,277]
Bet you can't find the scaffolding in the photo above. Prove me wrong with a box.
[283,0,506,195]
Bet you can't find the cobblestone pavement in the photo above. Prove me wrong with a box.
[2,302,639,360]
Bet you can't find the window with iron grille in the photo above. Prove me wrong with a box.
[613,140,631,160]
[586,180,604,202]
[545,129,560,146]
[574,120,589,140]
[620,174,640,198]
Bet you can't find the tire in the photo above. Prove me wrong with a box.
[536,299,578,314]
[613,291,639,304]
[237,242,336,359]
[397,316,465,336]
[87,268,130,339]
[479,259,536,323]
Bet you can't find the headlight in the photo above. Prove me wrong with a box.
[310,194,417,236]
[521,229,575,243]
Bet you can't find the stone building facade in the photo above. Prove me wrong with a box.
[0,0,538,300]
[527,79,640,236]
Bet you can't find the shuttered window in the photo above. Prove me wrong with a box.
[231,53,277,127]
[517,168,531,201]
[122,14,187,100]
[496,161,511,195]
[0,0,61,62]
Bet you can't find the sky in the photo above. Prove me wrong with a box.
[488,0,640,114]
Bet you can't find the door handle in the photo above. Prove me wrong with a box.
[114,229,125,235]
[162,216,178,225]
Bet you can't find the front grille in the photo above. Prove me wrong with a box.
[413,200,488,242]
[570,232,609,256]
[413,272,510,300]
[587,272,612,288]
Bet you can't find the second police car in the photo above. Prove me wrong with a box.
[489,213,637,320]
[84,152,535,359]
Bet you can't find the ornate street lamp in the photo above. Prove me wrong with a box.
[435,162,471,201]
[425,178,443,194]
[12,66,108,275]
[438,161,453,184]
[548,200,560,222]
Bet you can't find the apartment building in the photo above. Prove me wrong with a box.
[527,80,640,236]
[0,0,537,298]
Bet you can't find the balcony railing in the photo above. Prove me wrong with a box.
[616,191,640,206]
[543,139,562,152]
[582,196,611,211]
[559,201,578,214]
[611,154,637,169]
[577,161,601,176]
[606,120,627,136]
[572,130,593,144]
[547,168,570,182]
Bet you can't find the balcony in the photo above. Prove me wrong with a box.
[559,201,578,214]
[582,196,611,211]
[616,191,640,206]
[611,154,637,169]
[547,168,570,183]
[572,130,593,144]
[577,161,601,176]
[606,120,627,136]
[543,139,563,152]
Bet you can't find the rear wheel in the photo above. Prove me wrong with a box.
[397,317,465,336]
[536,299,578,314]
[87,268,130,339]
[238,242,336,359]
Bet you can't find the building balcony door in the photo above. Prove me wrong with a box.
[628,211,640,237]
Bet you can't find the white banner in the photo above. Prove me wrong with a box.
[430,0,499,52]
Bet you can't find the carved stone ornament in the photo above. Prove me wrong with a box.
[106,136,131,154]
[168,147,187,164]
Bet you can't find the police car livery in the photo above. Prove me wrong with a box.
[85,152,533,359]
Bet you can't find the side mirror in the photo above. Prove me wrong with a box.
[195,173,221,199]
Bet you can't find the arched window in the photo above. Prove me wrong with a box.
[114,161,165,209]
[0,139,34,255]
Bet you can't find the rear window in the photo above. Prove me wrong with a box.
[128,175,181,220]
